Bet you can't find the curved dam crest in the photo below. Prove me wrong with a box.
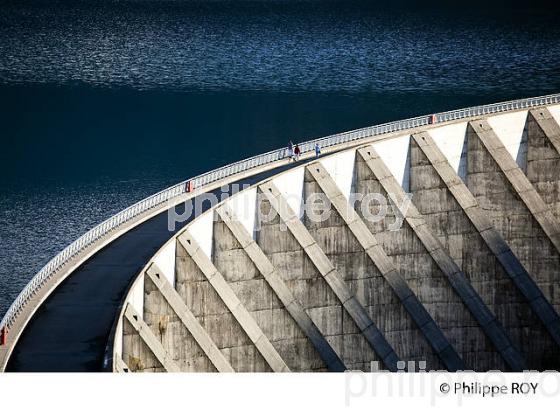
[3,97,560,372]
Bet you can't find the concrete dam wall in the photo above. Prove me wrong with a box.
[2,96,560,372]
[116,104,560,373]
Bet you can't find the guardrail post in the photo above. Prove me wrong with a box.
[0,326,7,346]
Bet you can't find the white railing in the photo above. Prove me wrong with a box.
[1,93,559,332]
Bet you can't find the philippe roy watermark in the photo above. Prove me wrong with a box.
[167,183,413,232]
[345,360,560,406]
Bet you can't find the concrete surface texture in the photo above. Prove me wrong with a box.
[113,105,560,372]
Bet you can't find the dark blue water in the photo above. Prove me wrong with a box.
[1,0,560,319]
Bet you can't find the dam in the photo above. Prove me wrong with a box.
[2,94,560,372]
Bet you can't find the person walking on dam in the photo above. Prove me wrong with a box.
[287,141,294,161]
[315,143,321,158]
[294,144,301,161]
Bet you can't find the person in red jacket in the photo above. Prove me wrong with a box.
[294,144,301,161]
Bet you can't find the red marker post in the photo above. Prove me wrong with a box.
[0,326,7,346]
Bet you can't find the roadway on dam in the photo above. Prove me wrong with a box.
[6,159,314,372]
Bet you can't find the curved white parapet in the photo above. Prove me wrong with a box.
[4,93,560,373]
[4,93,559,336]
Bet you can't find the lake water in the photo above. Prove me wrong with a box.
[1,0,560,318]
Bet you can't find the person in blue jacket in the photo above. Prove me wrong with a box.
[314,142,321,158]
